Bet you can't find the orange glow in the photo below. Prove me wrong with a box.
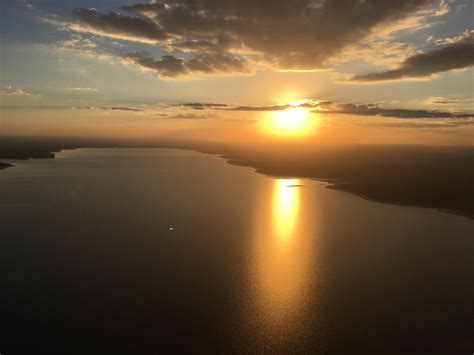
[262,107,314,137]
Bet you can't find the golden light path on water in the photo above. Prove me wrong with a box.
[273,179,300,246]
[246,178,318,347]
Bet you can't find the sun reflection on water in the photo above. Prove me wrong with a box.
[273,179,300,246]
[245,178,318,346]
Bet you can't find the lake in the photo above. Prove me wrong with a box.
[1,148,473,354]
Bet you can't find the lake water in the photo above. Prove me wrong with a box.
[1,148,473,354]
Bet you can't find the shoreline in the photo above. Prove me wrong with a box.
[1,143,473,220]
[325,183,472,220]
[225,157,473,220]
[0,162,14,170]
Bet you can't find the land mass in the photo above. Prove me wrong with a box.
[1,135,473,218]
[0,162,14,169]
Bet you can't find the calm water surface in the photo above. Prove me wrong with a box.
[1,149,473,354]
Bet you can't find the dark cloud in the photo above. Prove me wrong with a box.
[231,104,293,112]
[25,101,472,121]
[168,113,220,119]
[177,98,474,119]
[174,102,307,111]
[121,3,166,13]
[72,8,167,42]
[70,0,437,73]
[352,30,474,81]
[167,36,235,52]
[83,106,145,112]
[173,103,230,110]
[224,99,322,112]
[124,51,250,77]
[107,106,145,112]
[364,121,474,129]
[314,102,474,119]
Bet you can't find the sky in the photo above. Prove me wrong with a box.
[1,0,473,144]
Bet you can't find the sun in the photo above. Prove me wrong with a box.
[263,107,313,137]
[274,107,308,130]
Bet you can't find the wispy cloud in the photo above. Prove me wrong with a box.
[78,105,224,119]
[0,86,33,97]
[167,113,220,119]
[81,106,145,112]
[170,103,231,110]
[67,87,98,92]
[427,96,474,105]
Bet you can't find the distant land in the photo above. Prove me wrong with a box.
[1,135,473,218]
[0,162,14,169]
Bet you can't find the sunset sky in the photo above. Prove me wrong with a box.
[1,0,473,144]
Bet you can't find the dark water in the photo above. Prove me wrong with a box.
[1,149,473,354]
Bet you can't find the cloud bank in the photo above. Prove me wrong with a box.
[314,101,473,119]
[68,0,441,77]
[352,29,474,81]
[176,99,474,119]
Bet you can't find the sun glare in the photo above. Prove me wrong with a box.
[275,108,308,129]
[263,107,313,137]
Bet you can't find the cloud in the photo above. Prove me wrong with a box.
[54,36,116,61]
[71,8,167,43]
[78,105,221,118]
[328,2,452,69]
[313,102,474,119]
[82,106,145,112]
[168,113,220,119]
[59,38,97,49]
[224,100,320,112]
[164,36,235,53]
[434,0,450,16]
[231,104,294,112]
[171,103,230,110]
[364,120,474,129]
[435,29,474,45]
[351,30,474,81]
[168,100,315,112]
[106,106,144,112]
[176,98,474,119]
[67,87,98,92]
[428,96,474,105]
[0,86,33,96]
[332,39,418,68]
[124,51,250,77]
[67,0,438,75]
